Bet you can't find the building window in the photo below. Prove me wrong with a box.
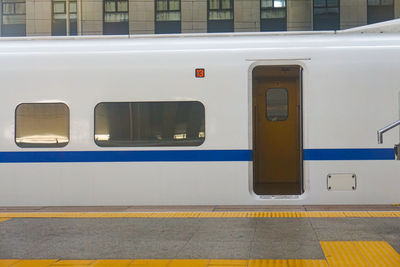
[1,0,26,37]
[260,0,287,31]
[207,0,233,33]
[313,0,340,31]
[94,101,205,147]
[155,0,181,34]
[368,0,394,24]
[103,0,129,35]
[15,103,70,148]
[52,0,77,36]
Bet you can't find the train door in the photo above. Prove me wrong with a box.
[252,65,303,195]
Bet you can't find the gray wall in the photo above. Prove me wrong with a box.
[182,0,207,33]
[287,0,312,31]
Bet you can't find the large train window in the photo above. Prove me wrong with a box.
[15,103,69,148]
[94,101,205,147]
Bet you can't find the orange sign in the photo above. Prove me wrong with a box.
[195,68,205,78]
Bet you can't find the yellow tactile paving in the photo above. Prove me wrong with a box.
[10,260,58,266]
[50,260,95,265]
[91,259,132,266]
[321,241,400,267]
[286,260,328,267]
[321,241,366,266]
[356,241,400,267]
[0,218,10,223]
[208,259,248,265]
[168,260,209,267]
[129,260,170,266]
[0,260,21,267]
[2,211,400,218]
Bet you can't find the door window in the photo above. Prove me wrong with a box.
[265,88,288,121]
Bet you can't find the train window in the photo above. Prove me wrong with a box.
[95,101,205,147]
[15,103,69,148]
[266,88,288,121]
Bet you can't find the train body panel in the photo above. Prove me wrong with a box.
[0,32,399,205]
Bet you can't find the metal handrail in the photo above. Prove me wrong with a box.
[377,120,400,144]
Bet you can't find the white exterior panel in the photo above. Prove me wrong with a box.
[0,33,399,205]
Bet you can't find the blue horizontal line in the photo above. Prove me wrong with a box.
[0,148,395,163]
[303,148,395,161]
[0,150,253,163]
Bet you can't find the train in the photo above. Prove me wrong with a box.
[0,19,399,206]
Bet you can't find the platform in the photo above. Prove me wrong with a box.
[1,206,400,266]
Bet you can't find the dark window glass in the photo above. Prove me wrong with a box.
[207,0,233,32]
[1,0,26,37]
[368,0,394,24]
[103,0,129,35]
[266,88,288,121]
[15,103,70,148]
[155,0,181,34]
[95,102,205,147]
[260,0,287,31]
[52,0,77,36]
[313,0,340,30]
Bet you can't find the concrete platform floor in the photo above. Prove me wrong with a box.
[0,206,400,266]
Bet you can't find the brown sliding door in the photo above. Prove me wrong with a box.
[253,65,303,195]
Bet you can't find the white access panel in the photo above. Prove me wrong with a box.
[327,174,357,191]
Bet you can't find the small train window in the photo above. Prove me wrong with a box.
[94,101,205,147]
[15,103,70,148]
[266,88,288,121]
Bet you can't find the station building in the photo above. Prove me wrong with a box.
[0,0,400,37]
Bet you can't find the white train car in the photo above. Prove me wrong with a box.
[0,20,399,206]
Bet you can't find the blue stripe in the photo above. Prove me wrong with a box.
[0,148,395,163]
[303,148,395,161]
[0,150,253,163]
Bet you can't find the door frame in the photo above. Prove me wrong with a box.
[248,61,307,199]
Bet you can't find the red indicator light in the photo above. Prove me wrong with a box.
[195,68,205,78]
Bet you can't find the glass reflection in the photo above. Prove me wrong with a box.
[95,101,205,147]
[15,103,69,148]
[266,88,288,121]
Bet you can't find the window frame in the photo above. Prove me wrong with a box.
[260,0,287,31]
[52,0,77,18]
[367,0,394,24]
[207,0,234,21]
[51,0,78,36]
[313,0,340,30]
[367,0,394,6]
[265,88,289,122]
[1,0,26,25]
[15,102,70,148]
[313,0,340,8]
[155,0,181,22]
[103,0,129,23]
[94,101,206,148]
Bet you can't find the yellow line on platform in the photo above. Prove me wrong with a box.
[0,218,10,222]
[1,211,400,218]
[1,242,400,266]
[0,259,330,267]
